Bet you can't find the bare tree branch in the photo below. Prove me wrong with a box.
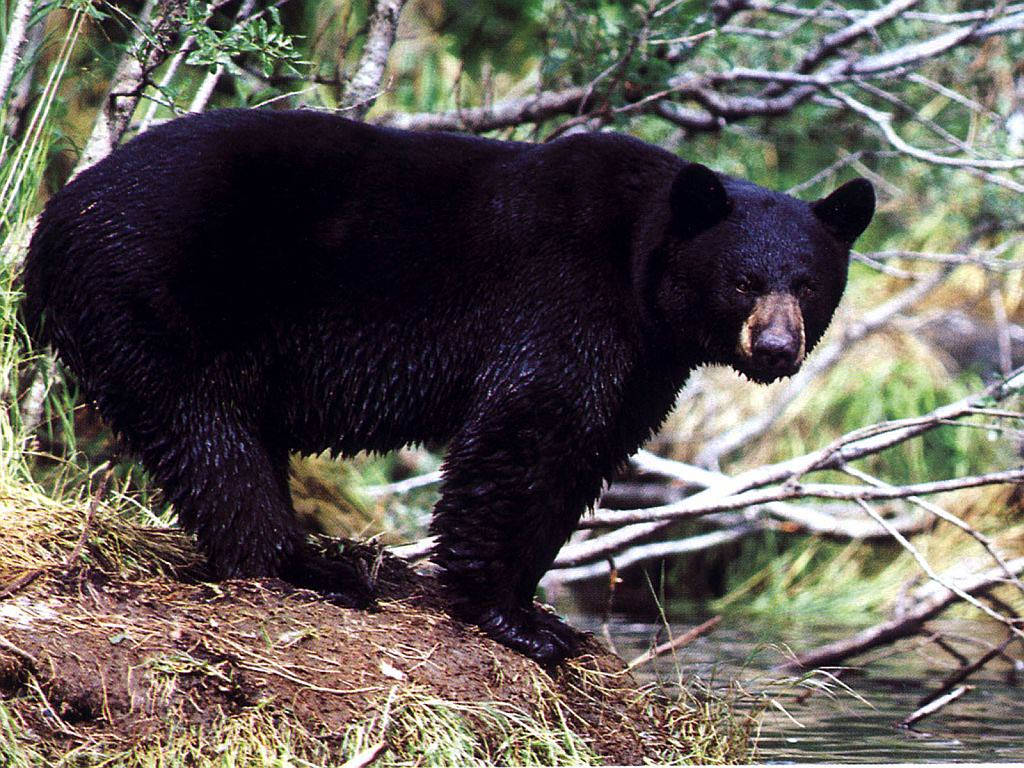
[374,87,590,132]
[582,467,1024,529]
[545,524,761,585]
[794,0,921,77]
[716,1,1024,28]
[900,685,970,728]
[851,496,1024,639]
[829,88,1024,179]
[340,0,408,118]
[840,463,1024,599]
[861,239,1024,272]
[363,470,442,497]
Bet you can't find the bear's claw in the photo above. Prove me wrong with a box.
[279,551,377,610]
[475,605,583,665]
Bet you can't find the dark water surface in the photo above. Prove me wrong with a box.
[584,615,1024,763]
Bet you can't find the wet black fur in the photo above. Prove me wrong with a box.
[21,109,874,663]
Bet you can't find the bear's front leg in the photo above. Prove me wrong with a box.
[430,402,606,664]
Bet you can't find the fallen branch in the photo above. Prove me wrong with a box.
[627,616,722,670]
[841,463,1024,599]
[556,365,1024,567]
[66,465,114,569]
[900,684,969,728]
[362,470,442,498]
[580,466,1024,529]
[0,633,37,671]
[544,523,761,585]
[778,557,1024,671]
[917,636,1014,709]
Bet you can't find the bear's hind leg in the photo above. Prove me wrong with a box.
[142,396,373,606]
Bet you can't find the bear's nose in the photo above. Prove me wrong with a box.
[752,330,800,372]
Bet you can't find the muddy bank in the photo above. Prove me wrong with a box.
[0,499,752,765]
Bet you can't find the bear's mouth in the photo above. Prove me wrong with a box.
[733,292,805,383]
[735,359,801,385]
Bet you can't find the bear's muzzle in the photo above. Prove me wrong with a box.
[736,292,805,380]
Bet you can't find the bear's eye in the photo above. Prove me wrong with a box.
[735,276,755,294]
[794,280,816,300]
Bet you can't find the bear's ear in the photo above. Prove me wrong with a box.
[811,178,875,245]
[669,163,732,239]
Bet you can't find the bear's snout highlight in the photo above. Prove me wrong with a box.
[736,293,806,378]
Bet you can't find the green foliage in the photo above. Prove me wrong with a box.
[437,0,547,77]
[183,1,303,76]
[541,1,709,115]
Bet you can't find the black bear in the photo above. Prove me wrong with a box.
[22,109,874,663]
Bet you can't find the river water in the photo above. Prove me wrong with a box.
[587,615,1024,763]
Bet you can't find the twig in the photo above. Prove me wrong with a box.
[66,465,114,569]
[387,537,435,561]
[900,684,969,728]
[829,87,1024,192]
[600,558,620,656]
[839,464,1024,600]
[0,569,43,599]
[851,497,1024,640]
[718,1,1024,24]
[918,636,1014,708]
[627,616,722,670]
[787,150,865,195]
[340,743,386,768]
[860,239,1024,272]
[547,524,761,583]
[362,471,442,498]
[0,634,37,671]
[186,0,258,114]
[138,39,194,132]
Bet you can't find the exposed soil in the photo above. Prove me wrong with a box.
[0,533,725,764]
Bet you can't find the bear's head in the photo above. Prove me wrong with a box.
[645,163,874,384]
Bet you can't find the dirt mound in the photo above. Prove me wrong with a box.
[0,487,752,765]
